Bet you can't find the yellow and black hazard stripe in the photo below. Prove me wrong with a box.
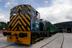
[12,21,26,31]
[9,14,31,31]
[9,5,31,31]
[24,5,31,10]
[9,13,18,27]
[10,16,28,31]
[19,13,30,31]
[16,5,22,12]
[8,16,18,31]
[12,20,27,31]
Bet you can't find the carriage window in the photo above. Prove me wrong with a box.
[31,19,39,31]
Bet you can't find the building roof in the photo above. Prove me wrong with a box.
[54,21,72,28]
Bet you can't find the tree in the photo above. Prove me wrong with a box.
[0,22,7,30]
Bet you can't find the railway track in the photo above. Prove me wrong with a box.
[40,33,64,48]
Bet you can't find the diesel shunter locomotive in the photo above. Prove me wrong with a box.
[3,4,55,45]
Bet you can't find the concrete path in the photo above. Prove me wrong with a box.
[0,33,72,48]
[63,33,72,48]
[32,33,63,48]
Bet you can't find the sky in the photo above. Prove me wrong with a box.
[0,0,72,24]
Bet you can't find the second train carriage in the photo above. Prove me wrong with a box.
[3,4,57,45]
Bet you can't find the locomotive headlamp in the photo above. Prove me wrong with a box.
[13,13,16,16]
[3,28,5,30]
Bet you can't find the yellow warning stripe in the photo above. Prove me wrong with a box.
[13,24,22,31]
[27,27,30,31]
[18,16,27,26]
[19,20,26,31]
[11,15,18,26]
[11,21,26,31]
[9,14,18,26]
[27,6,32,10]
[19,13,30,30]
[20,13,30,26]
[10,5,31,31]
[20,13,30,31]
[17,6,22,12]
[11,14,27,27]
[10,6,18,21]
[22,5,26,10]
[9,14,30,31]
[11,21,19,30]
[19,26,22,31]
[18,21,26,31]
[25,13,30,20]
[14,28,17,31]
[10,15,14,21]
[22,5,30,12]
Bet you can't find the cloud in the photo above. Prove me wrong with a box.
[37,0,72,24]
[0,13,9,23]
[4,1,18,9]
[1,0,72,24]
[66,10,72,20]
[44,0,49,4]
